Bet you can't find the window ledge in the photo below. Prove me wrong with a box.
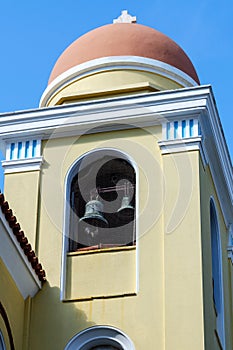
[67,244,136,256]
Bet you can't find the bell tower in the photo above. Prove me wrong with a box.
[0,11,232,350]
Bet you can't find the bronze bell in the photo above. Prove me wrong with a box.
[117,196,134,218]
[79,199,108,227]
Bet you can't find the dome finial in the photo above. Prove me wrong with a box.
[113,10,137,24]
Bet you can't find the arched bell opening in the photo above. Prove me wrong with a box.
[209,198,225,347]
[68,151,136,252]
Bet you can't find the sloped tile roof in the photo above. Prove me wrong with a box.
[0,192,46,283]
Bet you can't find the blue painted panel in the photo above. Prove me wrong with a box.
[189,119,194,137]
[174,121,178,139]
[17,142,22,159]
[25,141,30,158]
[182,120,186,138]
[10,143,15,160]
[32,140,37,157]
[166,122,170,140]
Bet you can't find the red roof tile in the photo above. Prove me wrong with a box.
[0,192,46,283]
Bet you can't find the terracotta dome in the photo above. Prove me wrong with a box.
[48,23,199,85]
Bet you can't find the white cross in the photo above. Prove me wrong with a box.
[113,10,137,24]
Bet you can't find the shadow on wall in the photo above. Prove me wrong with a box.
[29,283,95,350]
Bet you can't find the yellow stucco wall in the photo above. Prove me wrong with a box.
[4,171,40,249]
[0,259,25,350]
[66,247,136,300]
[23,124,210,350]
[162,151,205,350]
[27,127,164,349]
[46,69,182,107]
[3,120,230,349]
[199,159,233,350]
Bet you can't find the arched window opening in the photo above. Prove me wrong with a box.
[64,326,135,350]
[210,199,225,346]
[68,151,136,252]
[0,303,14,350]
[0,332,6,350]
[210,202,221,313]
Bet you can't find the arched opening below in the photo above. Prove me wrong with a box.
[68,150,136,252]
[64,326,135,350]
[210,198,225,347]
[0,332,6,350]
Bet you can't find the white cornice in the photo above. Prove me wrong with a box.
[2,157,43,174]
[0,86,212,141]
[159,137,202,153]
[205,92,233,202]
[40,56,198,107]
[198,92,233,225]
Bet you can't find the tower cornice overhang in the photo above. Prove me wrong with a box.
[0,85,232,227]
[0,85,216,140]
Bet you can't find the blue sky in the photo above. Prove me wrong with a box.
[0,0,232,164]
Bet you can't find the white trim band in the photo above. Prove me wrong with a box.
[40,56,198,107]
[2,157,43,174]
[158,137,203,154]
